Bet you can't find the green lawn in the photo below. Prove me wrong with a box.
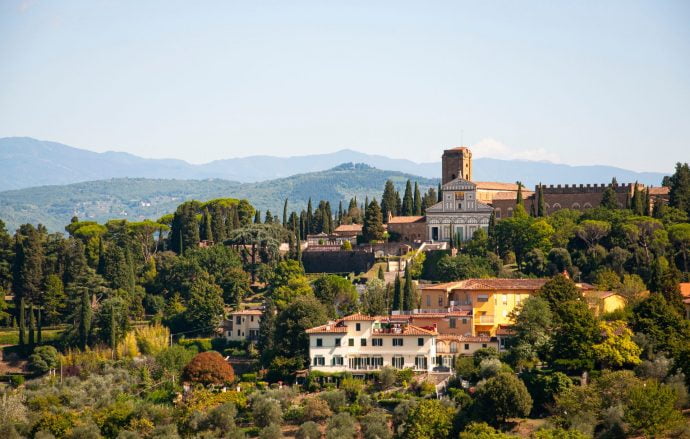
[0,329,64,345]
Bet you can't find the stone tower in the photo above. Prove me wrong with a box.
[442,147,472,184]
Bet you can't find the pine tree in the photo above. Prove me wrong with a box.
[283,199,288,227]
[537,184,546,217]
[392,274,402,312]
[381,180,397,223]
[402,180,414,216]
[413,182,422,215]
[264,210,273,224]
[669,162,690,217]
[402,268,416,311]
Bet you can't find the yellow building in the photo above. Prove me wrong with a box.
[419,278,597,336]
[680,283,690,319]
[583,291,627,316]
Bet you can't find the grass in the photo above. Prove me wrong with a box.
[0,329,64,345]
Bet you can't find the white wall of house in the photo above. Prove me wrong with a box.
[225,313,261,342]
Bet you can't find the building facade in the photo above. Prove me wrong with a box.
[306,314,437,373]
[387,215,427,242]
[223,309,262,343]
[425,178,493,242]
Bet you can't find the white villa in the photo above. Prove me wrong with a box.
[306,313,438,373]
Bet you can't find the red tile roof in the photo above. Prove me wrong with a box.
[388,216,426,224]
[230,309,263,316]
[334,224,363,233]
[340,313,378,321]
[373,325,437,336]
[648,186,670,195]
[496,325,515,336]
[305,322,349,334]
[680,283,690,298]
[475,181,521,191]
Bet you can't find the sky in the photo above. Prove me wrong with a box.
[0,1,689,172]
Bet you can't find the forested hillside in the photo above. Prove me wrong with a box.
[0,163,438,232]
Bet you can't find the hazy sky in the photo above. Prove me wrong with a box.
[1,1,688,171]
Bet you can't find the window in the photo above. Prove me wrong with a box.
[372,356,383,367]
[449,318,456,329]
[477,294,489,302]
[462,318,468,325]
[237,330,241,336]
[393,338,404,347]
[355,323,361,331]
[251,316,254,322]
[335,338,341,347]
[502,294,508,305]
[348,338,354,347]
[426,295,431,306]
[415,356,428,370]
[464,344,470,350]
[316,338,323,347]
[236,316,242,324]
[372,338,383,346]
[392,356,404,369]
[313,356,325,366]
[332,356,343,366]
[450,342,458,353]
[417,338,424,346]
[438,296,444,306]
[482,344,487,348]
[361,338,367,346]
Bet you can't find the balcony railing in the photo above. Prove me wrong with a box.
[475,315,495,324]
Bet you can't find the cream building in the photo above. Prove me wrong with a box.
[306,313,438,373]
[425,178,493,242]
[223,309,262,343]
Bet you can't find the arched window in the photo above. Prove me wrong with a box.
[552,203,562,210]
[583,202,592,209]
[571,203,581,209]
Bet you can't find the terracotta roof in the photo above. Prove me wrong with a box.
[422,278,548,291]
[496,325,515,336]
[306,322,349,334]
[648,186,670,195]
[446,146,470,151]
[334,224,362,232]
[437,334,495,343]
[230,309,263,316]
[388,216,425,224]
[475,181,521,191]
[420,281,462,291]
[584,290,621,300]
[340,313,378,321]
[408,311,472,318]
[680,283,690,298]
[373,325,437,336]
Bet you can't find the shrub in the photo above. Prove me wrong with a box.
[178,338,212,352]
[340,376,364,401]
[9,375,25,387]
[183,351,235,385]
[29,346,59,374]
[301,396,332,422]
[478,358,503,379]
[117,332,141,359]
[252,395,283,428]
[155,345,197,376]
[474,373,532,424]
[402,399,456,439]
[396,368,414,386]
[319,390,347,412]
[135,324,169,356]
[377,366,397,389]
[360,411,392,439]
[241,373,257,382]
[259,423,283,439]
[326,412,357,439]
[296,421,321,439]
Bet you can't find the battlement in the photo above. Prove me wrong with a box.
[538,182,642,195]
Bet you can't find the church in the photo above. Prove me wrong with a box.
[424,147,493,242]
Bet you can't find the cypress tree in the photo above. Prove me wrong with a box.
[644,188,651,216]
[338,201,343,226]
[110,305,117,348]
[392,274,402,312]
[363,199,384,242]
[381,180,397,223]
[264,210,273,224]
[403,268,415,311]
[296,235,302,263]
[395,191,402,216]
[364,196,369,218]
[36,306,42,344]
[283,199,288,227]
[28,303,35,346]
[79,289,92,350]
[201,208,213,242]
[653,197,666,218]
[306,198,313,234]
[402,180,414,215]
[377,266,385,281]
[254,210,261,224]
[601,179,618,209]
[437,183,442,202]
[668,162,690,217]
[516,181,524,206]
[632,182,645,215]
[18,297,26,347]
[413,182,422,215]
[97,236,105,275]
[325,201,333,234]
[537,184,546,217]
[232,207,240,230]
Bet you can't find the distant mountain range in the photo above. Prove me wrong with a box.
[0,163,438,232]
[0,137,669,191]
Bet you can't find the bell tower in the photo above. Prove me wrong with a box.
[442,147,472,184]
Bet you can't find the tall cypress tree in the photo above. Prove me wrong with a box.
[516,182,524,206]
[537,184,546,217]
[306,198,313,235]
[254,210,261,224]
[338,201,343,226]
[402,268,415,311]
[363,199,384,242]
[283,199,288,227]
[601,178,618,209]
[402,180,414,215]
[381,180,397,223]
[395,191,402,216]
[18,297,26,347]
[632,182,645,215]
[264,210,273,224]
[668,162,690,217]
[644,188,651,216]
[377,266,385,281]
[201,208,213,242]
[392,274,402,312]
[28,304,35,346]
[413,182,422,215]
[36,306,42,344]
[79,289,92,350]
[437,183,442,202]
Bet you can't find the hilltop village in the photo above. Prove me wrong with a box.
[1,147,689,438]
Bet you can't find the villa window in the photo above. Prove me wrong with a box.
[335,338,341,347]
[392,357,404,369]
[372,338,383,346]
[415,356,428,370]
[393,338,404,347]
[450,342,458,353]
[449,318,456,329]
[348,338,354,346]
[332,356,343,366]
[316,338,323,347]
[464,344,470,350]
[418,338,424,346]
[361,338,367,346]
[313,356,325,366]
[426,295,431,306]
[478,295,489,303]
[356,323,361,331]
